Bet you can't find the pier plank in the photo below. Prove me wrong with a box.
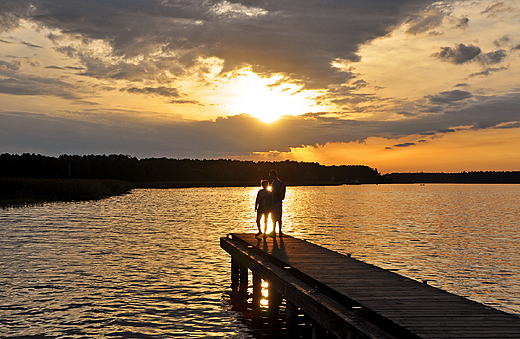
[222,233,520,339]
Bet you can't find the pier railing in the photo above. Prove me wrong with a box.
[220,233,520,339]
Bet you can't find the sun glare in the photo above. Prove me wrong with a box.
[225,71,321,122]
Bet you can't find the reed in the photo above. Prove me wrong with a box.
[0,178,133,207]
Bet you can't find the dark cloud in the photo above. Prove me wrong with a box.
[394,142,415,147]
[0,0,436,92]
[426,90,473,104]
[0,77,80,99]
[0,58,86,99]
[45,65,86,71]
[494,35,510,47]
[2,92,519,157]
[169,99,205,106]
[456,17,469,29]
[406,9,444,35]
[433,43,481,64]
[470,66,508,77]
[0,59,21,72]
[1,1,518,159]
[481,2,515,18]
[0,11,20,31]
[21,41,43,48]
[124,86,181,98]
[478,49,507,64]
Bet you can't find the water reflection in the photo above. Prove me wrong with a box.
[228,240,330,339]
[1,188,256,338]
[1,184,519,338]
[282,184,520,315]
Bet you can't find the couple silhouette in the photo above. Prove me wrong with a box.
[255,170,284,238]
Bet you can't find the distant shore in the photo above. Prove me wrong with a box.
[0,179,348,207]
[132,181,346,188]
[3,176,520,207]
[0,178,132,208]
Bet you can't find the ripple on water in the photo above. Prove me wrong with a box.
[1,184,520,337]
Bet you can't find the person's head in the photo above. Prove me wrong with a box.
[261,180,269,189]
[269,169,278,180]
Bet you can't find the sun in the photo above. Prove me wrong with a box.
[240,89,300,122]
[224,71,321,122]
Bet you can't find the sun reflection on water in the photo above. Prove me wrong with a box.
[1,183,519,338]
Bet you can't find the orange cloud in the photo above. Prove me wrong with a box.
[242,127,520,174]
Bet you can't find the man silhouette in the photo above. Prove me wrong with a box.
[269,169,284,237]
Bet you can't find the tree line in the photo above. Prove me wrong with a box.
[384,171,520,184]
[2,153,518,186]
[0,153,386,186]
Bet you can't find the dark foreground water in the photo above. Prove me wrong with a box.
[1,184,519,337]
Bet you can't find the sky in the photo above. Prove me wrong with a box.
[1,0,520,173]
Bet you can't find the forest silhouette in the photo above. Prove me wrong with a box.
[2,153,519,206]
[1,153,519,185]
[0,153,385,186]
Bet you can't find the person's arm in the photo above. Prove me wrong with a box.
[255,192,260,211]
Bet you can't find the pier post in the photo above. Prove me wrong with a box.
[268,283,282,321]
[231,258,239,292]
[239,263,248,294]
[285,300,298,335]
[252,272,262,315]
[312,320,326,339]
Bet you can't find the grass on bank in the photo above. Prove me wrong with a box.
[0,178,133,208]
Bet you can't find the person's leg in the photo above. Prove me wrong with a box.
[279,203,283,236]
[263,212,269,234]
[256,212,262,236]
[278,210,283,236]
[271,203,281,236]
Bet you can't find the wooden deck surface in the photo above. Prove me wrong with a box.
[228,233,520,339]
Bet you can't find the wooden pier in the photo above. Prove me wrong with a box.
[220,233,520,339]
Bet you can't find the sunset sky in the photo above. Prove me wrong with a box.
[1,0,520,173]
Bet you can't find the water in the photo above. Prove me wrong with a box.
[1,184,519,337]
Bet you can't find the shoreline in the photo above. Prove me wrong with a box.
[3,178,519,208]
[0,178,132,208]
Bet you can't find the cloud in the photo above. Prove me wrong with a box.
[470,66,508,77]
[0,76,80,99]
[45,65,86,71]
[406,8,444,35]
[433,43,481,64]
[456,17,469,29]
[1,0,519,164]
[481,2,515,18]
[426,90,473,104]
[477,49,507,64]
[0,0,436,93]
[0,59,21,73]
[21,41,43,48]
[169,99,205,106]
[124,86,181,98]
[209,1,268,18]
[2,90,520,158]
[494,35,510,47]
[394,142,415,147]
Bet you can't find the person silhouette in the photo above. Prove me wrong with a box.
[255,180,272,237]
[269,169,284,237]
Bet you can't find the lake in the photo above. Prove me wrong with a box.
[1,184,519,337]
